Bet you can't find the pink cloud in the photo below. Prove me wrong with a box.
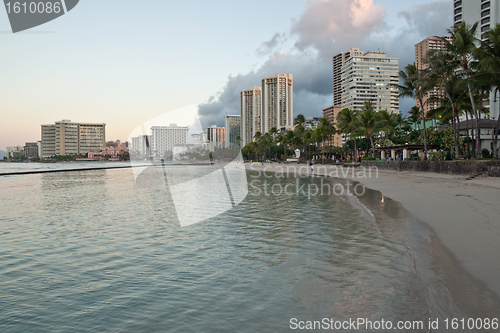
[292,0,386,58]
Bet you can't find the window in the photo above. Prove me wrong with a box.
[455,14,462,22]
[482,25,490,32]
[482,2,490,10]
[482,17,490,25]
[454,0,462,8]
[454,8,462,15]
[482,9,490,17]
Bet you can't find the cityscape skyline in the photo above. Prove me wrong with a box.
[0,0,453,151]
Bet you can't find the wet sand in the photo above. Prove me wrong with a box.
[245,162,500,298]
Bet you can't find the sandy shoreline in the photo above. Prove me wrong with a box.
[245,162,500,297]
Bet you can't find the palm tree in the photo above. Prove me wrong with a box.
[378,110,398,139]
[303,130,312,161]
[408,106,422,130]
[278,134,289,161]
[262,132,272,160]
[254,131,262,161]
[321,117,336,160]
[354,101,384,157]
[446,21,482,157]
[286,130,295,160]
[337,108,358,161]
[235,135,241,148]
[313,127,324,162]
[399,63,430,159]
[474,23,500,158]
[294,115,306,161]
[425,49,461,157]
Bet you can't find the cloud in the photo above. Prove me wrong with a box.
[398,0,452,39]
[376,0,452,113]
[198,0,455,125]
[256,33,287,56]
[291,0,386,59]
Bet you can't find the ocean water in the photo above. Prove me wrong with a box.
[1,165,499,332]
[0,162,133,174]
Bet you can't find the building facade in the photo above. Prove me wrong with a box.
[333,48,364,106]
[205,125,225,150]
[41,120,106,158]
[454,0,500,119]
[151,124,189,157]
[322,105,344,147]
[224,115,241,148]
[23,142,39,158]
[240,86,262,147]
[6,146,24,159]
[261,73,293,134]
[341,51,399,113]
[131,135,151,158]
[415,36,452,115]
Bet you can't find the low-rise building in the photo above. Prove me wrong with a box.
[23,142,39,158]
[6,146,24,159]
[322,105,344,147]
[88,140,128,160]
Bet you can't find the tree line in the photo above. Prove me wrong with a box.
[400,22,500,159]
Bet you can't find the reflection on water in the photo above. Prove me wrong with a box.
[0,168,499,333]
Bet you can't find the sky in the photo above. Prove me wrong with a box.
[0,0,453,151]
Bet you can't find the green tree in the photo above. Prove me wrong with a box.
[474,23,500,158]
[354,101,384,157]
[378,110,398,139]
[425,49,462,157]
[399,63,430,159]
[446,21,483,157]
[336,108,358,161]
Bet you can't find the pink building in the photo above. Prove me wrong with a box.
[88,140,129,160]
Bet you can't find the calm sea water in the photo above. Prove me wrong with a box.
[1,164,499,332]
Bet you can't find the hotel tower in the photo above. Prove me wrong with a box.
[240,86,262,147]
[261,73,293,133]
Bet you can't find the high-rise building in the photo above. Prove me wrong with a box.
[333,48,364,106]
[240,86,262,147]
[224,115,241,148]
[415,36,452,115]
[41,125,56,157]
[322,105,343,147]
[205,125,225,151]
[131,135,151,158]
[261,73,293,133]
[341,51,399,113]
[454,0,500,119]
[453,0,499,40]
[150,124,189,157]
[41,120,106,158]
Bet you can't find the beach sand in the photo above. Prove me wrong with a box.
[245,162,500,298]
